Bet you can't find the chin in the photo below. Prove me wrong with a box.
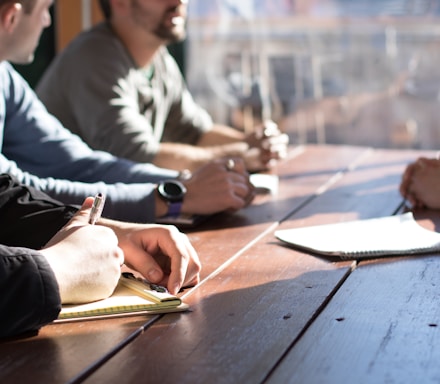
[10,53,35,65]
[169,28,186,43]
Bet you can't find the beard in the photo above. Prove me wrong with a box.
[154,21,187,44]
[130,0,187,44]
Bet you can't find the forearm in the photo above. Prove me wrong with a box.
[0,246,61,338]
[153,142,214,171]
[0,165,161,223]
[196,124,246,147]
[0,173,77,249]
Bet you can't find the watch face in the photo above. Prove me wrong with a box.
[158,180,187,202]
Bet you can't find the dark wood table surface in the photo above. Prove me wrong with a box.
[1,144,439,384]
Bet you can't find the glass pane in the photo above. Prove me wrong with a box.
[186,0,440,149]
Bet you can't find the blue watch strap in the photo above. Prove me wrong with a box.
[167,201,183,217]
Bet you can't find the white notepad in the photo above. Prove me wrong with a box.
[275,212,440,259]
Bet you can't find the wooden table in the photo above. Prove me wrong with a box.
[1,144,440,384]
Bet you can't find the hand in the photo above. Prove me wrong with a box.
[105,222,201,295]
[181,158,255,215]
[41,197,124,304]
[245,120,289,172]
[399,157,440,209]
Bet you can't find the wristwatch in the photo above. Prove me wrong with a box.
[157,179,187,217]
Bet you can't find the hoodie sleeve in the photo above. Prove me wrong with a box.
[0,245,61,339]
[0,62,178,223]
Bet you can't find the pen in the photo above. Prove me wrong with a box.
[88,193,106,225]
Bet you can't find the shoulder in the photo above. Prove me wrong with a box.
[38,23,133,91]
[0,62,11,89]
[0,61,32,97]
[56,22,129,67]
[0,61,18,81]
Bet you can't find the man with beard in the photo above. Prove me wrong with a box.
[0,0,256,224]
[37,0,288,173]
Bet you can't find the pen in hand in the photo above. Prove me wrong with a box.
[88,193,106,225]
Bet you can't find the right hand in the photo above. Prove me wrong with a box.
[181,158,255,215]
[41,197,124,304]
[244,120,289,172]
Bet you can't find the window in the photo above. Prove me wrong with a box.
[186,0,440,149]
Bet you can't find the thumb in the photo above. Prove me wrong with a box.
[67,196,96,227]
[43,196,96,249]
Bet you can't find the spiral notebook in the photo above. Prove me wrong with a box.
[275,212,440,259]
[56,272,189,322]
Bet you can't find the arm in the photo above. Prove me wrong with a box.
[0,173,76,248]
[154,121,289,173]
[37,34,212,165]
[1,63,180,223]
[197,122,289,172]
[2,64,255,222]
[0,199,123,339]
[0,156,160,223]
[0,177,197,337]
[3,62,177,184]
[0,245,61,339]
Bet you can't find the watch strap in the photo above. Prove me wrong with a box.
[167,201,183,217]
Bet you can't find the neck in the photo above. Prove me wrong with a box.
[109,20,161,68]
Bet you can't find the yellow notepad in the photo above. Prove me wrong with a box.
[57,272,189,321]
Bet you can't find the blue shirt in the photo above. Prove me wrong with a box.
[0,62,178,222]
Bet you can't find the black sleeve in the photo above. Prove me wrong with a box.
[0,173,76,338]
[0,173,78,249]
[0,245,61,338]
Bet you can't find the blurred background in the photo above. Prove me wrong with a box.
[17,0,440,150]
[186,0,440,149]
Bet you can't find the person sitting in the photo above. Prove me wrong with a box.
[0,173,201,339]
[36,0,289,173]
[0,0,254,224]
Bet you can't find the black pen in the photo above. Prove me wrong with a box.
[88,193,106,225]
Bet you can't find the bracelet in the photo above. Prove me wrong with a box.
[178,169,192,181]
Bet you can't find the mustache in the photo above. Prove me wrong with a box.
[165,3,186,16]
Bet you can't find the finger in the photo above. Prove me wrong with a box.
[228,186,255,211]
[399,163,416,194]
[63,197,95,229]
[238,179,255,201]
[243,187,256,207]
[143,227,200,294]
[261,137,289,153]
[221,156,247,175]
[227,171,254,196]
[263,132,289,144]
[125,243,165,284]
[261,147,287,162]
[116,246,125,267]
[255,120,280,139]
[167,232,201,293]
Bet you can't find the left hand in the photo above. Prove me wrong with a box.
[399,157,440,209]
[105,222,201,294]
[245,120,289,172]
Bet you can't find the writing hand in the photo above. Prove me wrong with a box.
[41,197,124,304]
